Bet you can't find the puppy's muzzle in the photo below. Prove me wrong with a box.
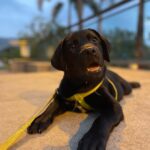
[80,43,98,55]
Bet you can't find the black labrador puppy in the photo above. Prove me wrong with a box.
[27,29,140,150]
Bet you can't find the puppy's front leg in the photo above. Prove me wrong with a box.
[78,92,124,150]
[27,94,65,134]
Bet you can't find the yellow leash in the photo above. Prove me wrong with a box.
[0,93,56,150]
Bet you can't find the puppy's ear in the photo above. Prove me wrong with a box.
[51,40,65,71]
[88,29,110,62]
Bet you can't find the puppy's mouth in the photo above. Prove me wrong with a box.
[87,63,101,73]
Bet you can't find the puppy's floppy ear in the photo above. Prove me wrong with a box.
[88,28,110,62]
[51,40,65,71]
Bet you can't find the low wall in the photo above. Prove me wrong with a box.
[9,59,51,72]
[110,60,150,70]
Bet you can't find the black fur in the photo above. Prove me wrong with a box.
[27,29,140,150]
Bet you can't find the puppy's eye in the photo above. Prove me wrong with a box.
[69,44,76,53]
[71,44,76,49]
[92,38,98,43]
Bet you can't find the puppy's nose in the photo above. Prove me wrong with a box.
[83,48,97,56]
[91,48,97,55]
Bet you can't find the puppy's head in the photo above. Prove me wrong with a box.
[51,29,110,78]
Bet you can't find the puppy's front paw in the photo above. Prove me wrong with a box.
[77,133,105,150]
[27,116,52,134]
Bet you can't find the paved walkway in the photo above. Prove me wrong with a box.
[0,60,4,68]
[0,67,150,150]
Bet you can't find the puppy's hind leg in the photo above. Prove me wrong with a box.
[129,82,141,88]
[107,71,132,95]
[113,74,132,95]
[120,79,140,95]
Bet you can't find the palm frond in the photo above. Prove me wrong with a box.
[37,0,44,11]
[83,0,100,14]
[52,2,63,23]
[37,0,52,11]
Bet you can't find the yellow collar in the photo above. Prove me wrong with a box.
[66,77,118,110]
[67,79,104,110]
[106,77,118,101]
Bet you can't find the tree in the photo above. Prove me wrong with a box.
[105,29,136,59]
[83,0,115,32]
[135,0,144,59]
[83,0,101,32]
[72,0,83,30]
[52,2,63,25]
[68,0,72,32]
[105,28,150,60]
[19,16,67,60]
[37,0,63,26]
[37,0,84,30]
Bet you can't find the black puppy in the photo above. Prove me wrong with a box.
[28,29,140,150]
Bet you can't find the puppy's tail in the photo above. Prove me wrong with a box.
[129,82,141,88]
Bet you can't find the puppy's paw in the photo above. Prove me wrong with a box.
[27,116,52,134]
[77,133,105,150]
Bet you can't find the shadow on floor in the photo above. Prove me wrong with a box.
[10,95,133,150]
